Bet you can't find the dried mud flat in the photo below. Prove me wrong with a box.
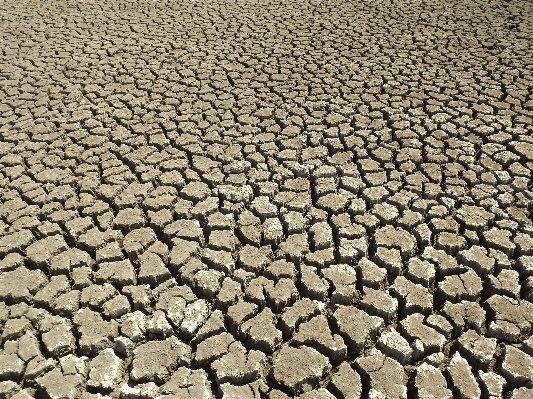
[1,0,533,398]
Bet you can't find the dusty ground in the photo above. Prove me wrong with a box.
[1,0,533,398]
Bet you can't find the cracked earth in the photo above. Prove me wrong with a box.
[1,0,533,398]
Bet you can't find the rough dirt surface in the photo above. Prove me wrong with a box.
[1,0,533,398]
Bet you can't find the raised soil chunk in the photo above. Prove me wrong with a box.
[501,345,533,385]
[446,352,481,399]
[169,239,200,272]
[227,300,258,330]
[376,328,413,365]
[0,383,23,399]
[306,247,335,270]
[516,255,533,278]
[238,223,262,247]
[194,269,224,298]
[0,352,25,381]
[478,371,506,399]
[73,307,119,356]
[300,265,330,301]
[0,252,25,272]
[219,381,263,399]
[191,197,219,223]
[41,323,76,357]
[211,341,267,384]
[118,382,160,399]
[373,247,402,277]
[94,259,137,288]
[71,267,92,290]
[120,310,147,342]
[457,245,495,278]
[131,336,192,384]
[181,181,211,203]
[437,270,482,303]
[329,362,362,399]
[514,233,533,256]
[146,309,174,338]
[356,257,387,289]
[272,345,331,394]
[123,284,153,311]
[18,331,41,362]
[239,245,270,274]
[50,248,94,274]
[113,207,146,232]
[27,358,58,386]
[208,229,238,252]
[244,277,274,307]
[80,283,116,311]
[436,232,467,255]
[195,332,235,366]
[250,196,278,220]
[338,236,368,264]
[159,367,214,398]
[202,248,235,275]
[404,257,435,288]
[281,211,308,235]
[415,362,452,399]
[263,217,284,246]
[193,309,226,344]
[316,192,351,215]
[422,246,467,278]
[399,313,446,358]
[486,269,521,299]
[266,278,299,312]
[321,264,357,288]
[374,225,417,260]
[359,287,398,324]
[241,307,282,354]
[425,315,453,339]
[180,299,210,339]
[389,276,433,316]
[483,228,516,257]
[310,222,333,250]
[36,368,84,399]
[455,205,495,231]
[457,329,497,368]
[279,298,323,337]
[511,387,533,399]
[0,230,35,258]
[164,219,205,245]
[279,233,310,262]
[77,228,123,254]
[333,306,384,355]
[137,251,171,288]
[485,295,533,341]
[95,242,124,263]
[292,315,347,362]
[25,235,68,270]
[442,300,486,336]
[178,258,207,288]
[2,316,32,342]
[25,356,56,382]
[86,348,124,391]
[356,349,407,399]
[216,278,242,308]
[0,266,48,304]
[122,227,157,259]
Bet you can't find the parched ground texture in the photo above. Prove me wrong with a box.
[1,0,533,398]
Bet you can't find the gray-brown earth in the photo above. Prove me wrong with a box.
[0,0,533,398]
